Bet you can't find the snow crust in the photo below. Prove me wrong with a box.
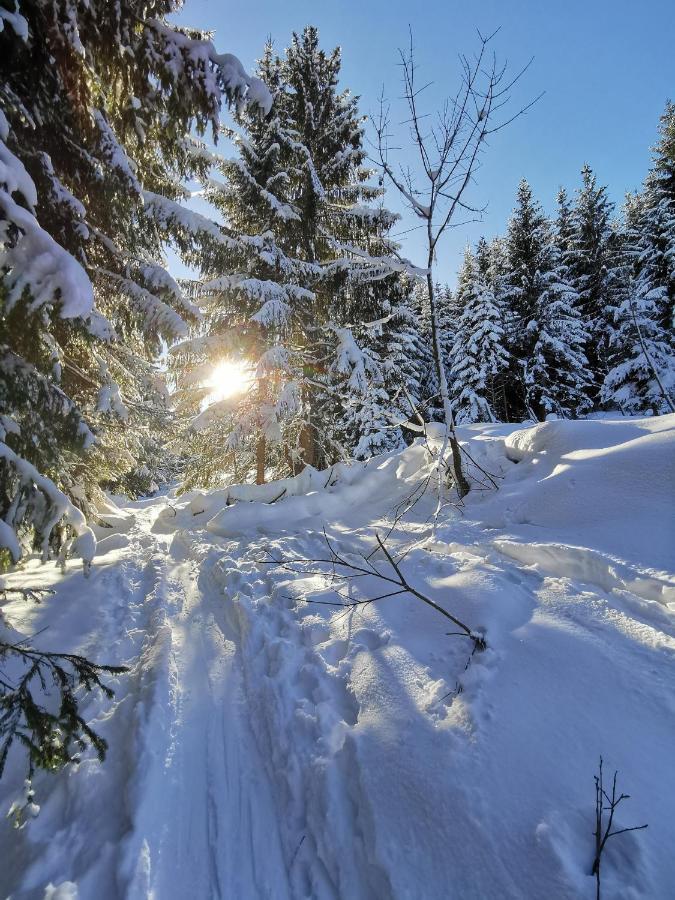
[1,416,673,898]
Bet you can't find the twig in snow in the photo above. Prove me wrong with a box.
[0,587,56,604]
[591,756,648,900]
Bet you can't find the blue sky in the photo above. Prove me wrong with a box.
[173,0,675,285]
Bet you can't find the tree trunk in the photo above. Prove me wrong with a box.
[426,271,470,498]
[299,423,315,468]
[256,435,266,485]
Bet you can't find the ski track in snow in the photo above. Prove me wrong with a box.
[1,417,674,899]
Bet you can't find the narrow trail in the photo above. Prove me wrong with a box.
[1,500,291,900]
[114,512,291,900]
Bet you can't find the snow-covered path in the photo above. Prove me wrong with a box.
[1,417,674,899]
[1,504,291,900]
[117,526,290,900]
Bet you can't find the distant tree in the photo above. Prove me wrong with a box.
[524,247,592,419]
[602,103,675,413]
[501,179,592,420]
[450,246,509,423]
[567,164,618,391]
[500,179,551,419]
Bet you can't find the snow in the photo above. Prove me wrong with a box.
[1,136,94,319]
[1,416,674,898]
[94,268,188,341]
[0,519,21,561]
[0,441,97,565]
[0,2,28,41]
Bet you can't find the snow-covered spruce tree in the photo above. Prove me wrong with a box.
[407,280,449,423]
[501,179,592,420]
[0,1,271,558]
[567,164,619,393]
[602,103,675,413]
[335,286,431,459]
[429,283,460,421]
[523,247,593,420]
[500,179,551,420]
[384,286,431,428]
[173,28,410,484]
[450,244,509,423]
[479,236,511,421]
[554,187,576,272]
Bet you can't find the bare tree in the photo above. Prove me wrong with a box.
[373,28,540,498]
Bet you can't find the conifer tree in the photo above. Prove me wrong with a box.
[174,28,409,484]
[450,246,509,423]
[501,179,592,420]
[385,289,431,427]
[408,281,439,421]
[1,0,271,557]
[603,103,675,413]
[500,179,551,419]
[421,283,458,422]
[523,249,592,419]
[567,164,617,390]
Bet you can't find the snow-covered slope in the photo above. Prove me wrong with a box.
[1,416,674,899]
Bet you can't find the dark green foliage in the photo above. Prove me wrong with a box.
[0,634,127,778]
[1,0,267,556]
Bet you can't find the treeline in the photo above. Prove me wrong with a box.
[427,138,675,425]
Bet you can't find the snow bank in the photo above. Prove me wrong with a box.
[204,443,430,537]
[465,415,675,573]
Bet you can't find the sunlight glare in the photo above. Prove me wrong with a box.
[204,359,251,405]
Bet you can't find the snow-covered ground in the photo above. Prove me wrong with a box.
[1,416,674,899]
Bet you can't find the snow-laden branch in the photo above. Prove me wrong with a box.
[0,441,96,566]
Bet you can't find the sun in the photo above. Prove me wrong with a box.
[204,359,252,405]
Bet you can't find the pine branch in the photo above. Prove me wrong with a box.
[0,641,128,780]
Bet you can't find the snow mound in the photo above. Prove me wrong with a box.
[154,441,432,537]
[467,415,675,573]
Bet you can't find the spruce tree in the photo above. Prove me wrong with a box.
[602,103,675,413]
[523,249,592,419]
[450,245,509,423]
[500,179,551,419]
[568,164,617,391]
[174,28,410,484]
[421,282,457,422]
[501,179,592,420]
[1,0,271,556]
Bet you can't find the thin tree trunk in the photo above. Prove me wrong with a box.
[299,421,315,468]
[256,435,266,485]
[629,290,675,413]
[426,269,470,498]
